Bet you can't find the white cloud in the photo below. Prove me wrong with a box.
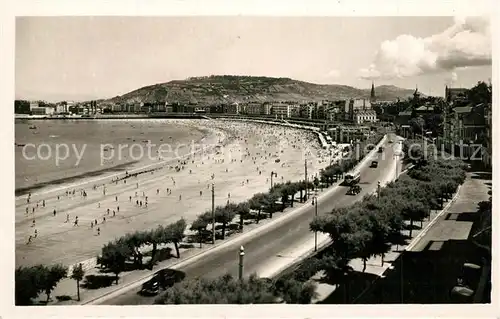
[326,69,341,78]
[359,16,491,80]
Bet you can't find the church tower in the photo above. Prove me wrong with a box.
[370,81,376,103]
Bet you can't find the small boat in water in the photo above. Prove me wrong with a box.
[15,143,26,147]
[29,125,37,130]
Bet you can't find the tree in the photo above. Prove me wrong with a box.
[214,205,236,240]
[467,81,492,105]
[191,216,209,248]
[235,201,251,230]
[100,242,131,284]
[402,200,429,237]
[15,265,44,305]
[166,218,187,258]
[249,193,268,223]
[40,264,68,303]
[70,263,85,301]
[153,273,316,304]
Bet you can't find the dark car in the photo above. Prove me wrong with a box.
[370,160,379,168]
[139,268,186,296]
[347,185,362,195]
[378,147,384,153]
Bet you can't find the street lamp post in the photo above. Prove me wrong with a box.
[311,196,318,252]
[239,245,245,280]
[304,159,308,201]
[211,183,215,245]
[377,181,381,199]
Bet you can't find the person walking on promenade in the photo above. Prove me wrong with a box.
[91,221,94,228]
[97,227,100,236]
[113,210,116,217]
[74,216,79,226]
[115,196,118,202]
[42,200,45,207]
[102,217,106,223]
[66,214,70,223]
[53,209,56,217]
[34,229,37,238]
[98,202,100,208]
[32,219,35,227]
[107,208,110,215]
[27,235,32,245]
[117,206,119,213]
[129,196,132,202]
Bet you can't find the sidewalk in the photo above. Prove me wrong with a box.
[311,170,490,304]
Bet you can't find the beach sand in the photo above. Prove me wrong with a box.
[15,119,334,269]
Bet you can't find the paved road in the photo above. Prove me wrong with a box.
[409,171,490,252]
[102,135,398,305]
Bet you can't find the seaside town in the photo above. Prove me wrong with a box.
[15,82,492,167]
[12,15,492,309]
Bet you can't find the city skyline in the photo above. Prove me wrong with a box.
[16,16,491,102]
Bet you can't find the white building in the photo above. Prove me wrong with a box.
[354,110,377,125]
[29,101,39,110]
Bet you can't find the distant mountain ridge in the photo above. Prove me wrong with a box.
[107,75,416,105]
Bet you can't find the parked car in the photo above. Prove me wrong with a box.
[347,185,362,195]
[370,160,379,168]
[139,268,186,296]
[378,147,384,153]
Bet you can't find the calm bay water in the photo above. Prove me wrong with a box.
[15,119,207,193]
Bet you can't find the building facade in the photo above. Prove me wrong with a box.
[353,110,377,125]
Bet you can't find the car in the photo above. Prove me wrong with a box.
[347,185,362,195]
[378,147,384,153]
[370,160,378,168]
[139,268,186,296]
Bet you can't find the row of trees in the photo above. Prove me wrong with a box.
[299,152,467,302]
[188,133,384,247]
[97,219,187,283]
[15,263,85,305]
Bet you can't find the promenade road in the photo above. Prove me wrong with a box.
[103,134,398,305]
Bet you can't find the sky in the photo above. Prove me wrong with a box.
[15,16,492,102]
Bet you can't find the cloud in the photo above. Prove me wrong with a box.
[359,16,491,80]
[326,69,341,78]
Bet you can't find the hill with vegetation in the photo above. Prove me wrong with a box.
[107,75,416,105]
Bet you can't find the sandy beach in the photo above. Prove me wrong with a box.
[15,119,336,269]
